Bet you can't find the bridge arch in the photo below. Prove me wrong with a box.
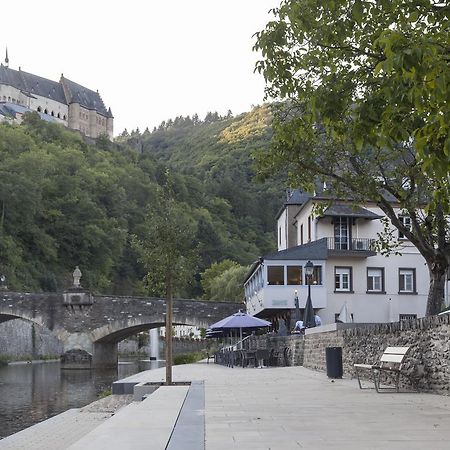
[0,292,241,368]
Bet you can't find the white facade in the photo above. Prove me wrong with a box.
[246,195,430,325]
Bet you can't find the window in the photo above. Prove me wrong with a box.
[367,268,384,293]
[399,268,416,293]
[279,227,281,246]
[57,113,60,118]
[334,216,351,249]
[63,114,66,120]
[44,109,48,114]
[399,314,417,321]
[398,216,412,239]
[37,106,41,112]
[267,266,284,285]
[335,267,352,292]
[300,224,304,245]
[287,266,302,285]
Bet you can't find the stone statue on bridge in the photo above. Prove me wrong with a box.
[73,266,82,288]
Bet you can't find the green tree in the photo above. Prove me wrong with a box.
[255,0,450,187]
[201,260,238,299]
[201,260,248,303]
[254,0,450,315]
[132,175,198,384]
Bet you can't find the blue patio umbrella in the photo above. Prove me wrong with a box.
[209,311,271,346]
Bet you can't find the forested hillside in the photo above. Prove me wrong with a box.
[0,106,284,297]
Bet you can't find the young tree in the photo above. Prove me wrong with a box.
[132,175,198,384]
[254,0,450,315]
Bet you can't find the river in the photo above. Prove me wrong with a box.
[0,358,164,439]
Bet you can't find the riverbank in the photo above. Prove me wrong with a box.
[0,395,133,450]
[3,361,450,449]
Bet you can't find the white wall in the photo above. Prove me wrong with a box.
[277,209,288,251]
[322,253,428,325]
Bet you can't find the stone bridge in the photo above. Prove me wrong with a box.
[0,291,241,368]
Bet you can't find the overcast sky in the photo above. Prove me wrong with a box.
[2,0,278,135]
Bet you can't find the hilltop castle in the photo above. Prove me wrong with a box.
[0,50,113,139]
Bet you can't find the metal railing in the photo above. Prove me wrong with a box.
[326,237,376,252]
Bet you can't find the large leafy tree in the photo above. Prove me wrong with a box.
[254,0,450,315]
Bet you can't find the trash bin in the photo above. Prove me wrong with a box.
[325,347,343,379]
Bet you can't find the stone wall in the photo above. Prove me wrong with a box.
[240,315,450,394]
[301,316,450,393]
[0,319,63,360]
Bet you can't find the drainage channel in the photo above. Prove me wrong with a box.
[166,380,205,450]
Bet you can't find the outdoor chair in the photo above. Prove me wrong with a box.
[241,350,257,368]
[283,347,292,366]
[268,348,280,366]
[256,349,270,368]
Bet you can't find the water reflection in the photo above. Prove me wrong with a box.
[0,358,163,439]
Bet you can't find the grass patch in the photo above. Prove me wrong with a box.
[98,388,112,398]
[173,351,206,365]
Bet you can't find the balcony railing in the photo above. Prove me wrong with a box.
[326,237,376,252]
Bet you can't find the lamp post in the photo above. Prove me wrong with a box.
[303,260,316,328]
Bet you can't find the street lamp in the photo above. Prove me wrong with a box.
[304,260,316,328]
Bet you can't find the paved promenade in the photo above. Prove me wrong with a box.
[2,362,450,449]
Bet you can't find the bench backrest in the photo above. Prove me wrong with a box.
[379,346,410,370]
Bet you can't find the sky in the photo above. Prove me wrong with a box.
[1,0,279,135]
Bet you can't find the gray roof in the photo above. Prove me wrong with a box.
[20,70,66,103]
[243,238,328,284]
[286,189,311,205]
[320,204,381,220]
[264,238,328,261]
[0,65,112,117]
[62,77,110,116]
[0,102,60,123]
[0,65,66,104]
[275,189,311,220]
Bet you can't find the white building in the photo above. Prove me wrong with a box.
[244,190,430,326]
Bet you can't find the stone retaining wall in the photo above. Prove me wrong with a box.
[243,315,450,394]
[0,319,63,360]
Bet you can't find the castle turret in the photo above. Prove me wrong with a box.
[106,107,114,140]
[4,47,9,68]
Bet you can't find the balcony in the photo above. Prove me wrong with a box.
[326,237,377,257]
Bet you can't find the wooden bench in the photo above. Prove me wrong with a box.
[354,346,418,393]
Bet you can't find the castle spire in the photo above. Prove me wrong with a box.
[5,47,9,68]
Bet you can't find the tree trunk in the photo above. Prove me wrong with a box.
[165,281,173,385]
[426,265,446,316]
